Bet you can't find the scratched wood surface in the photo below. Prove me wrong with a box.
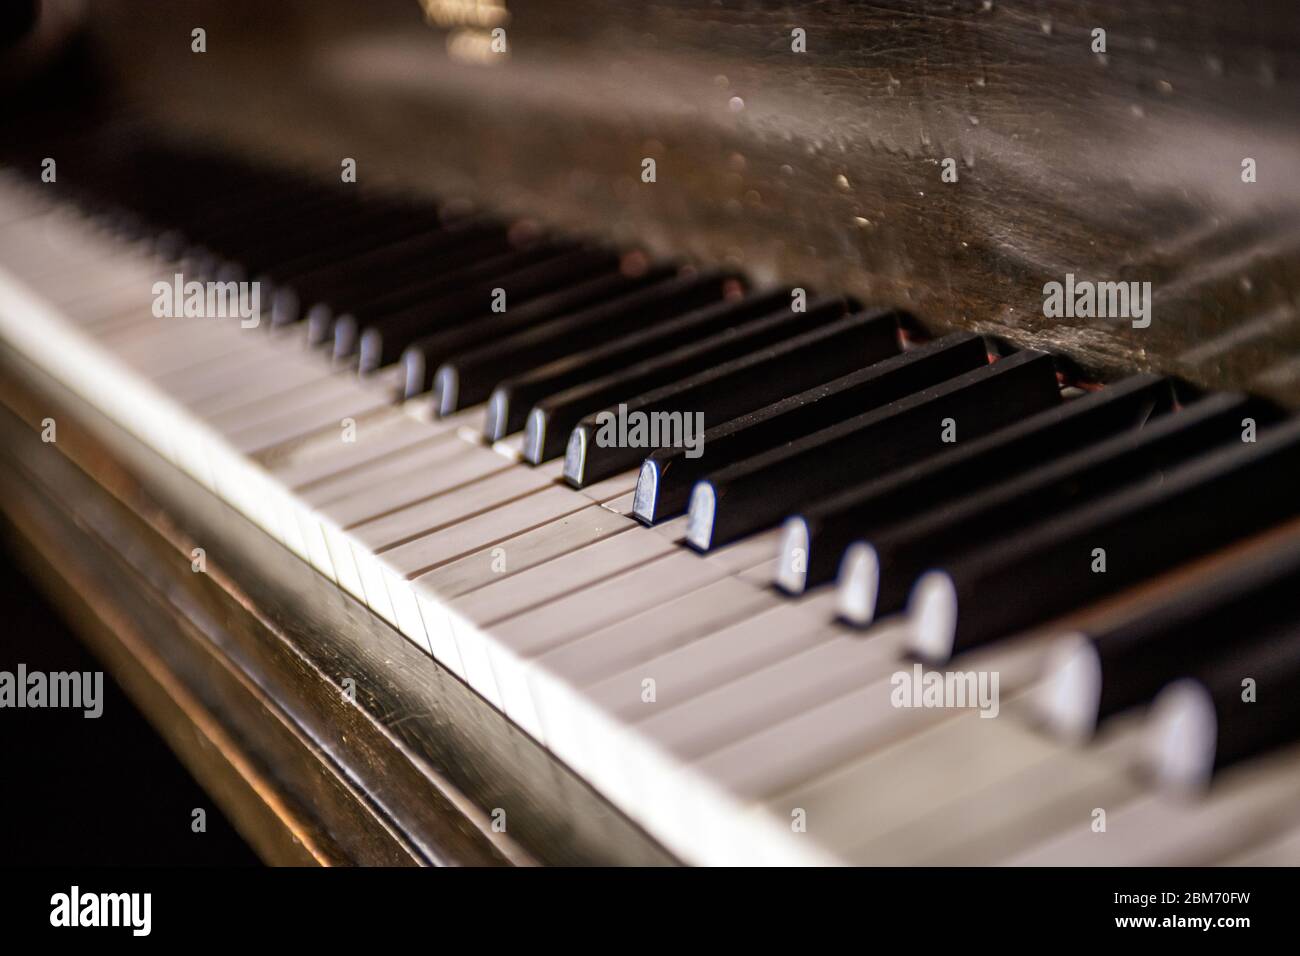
[50,0,1300,405]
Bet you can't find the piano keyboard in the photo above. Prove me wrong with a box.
[4,134,1300,866]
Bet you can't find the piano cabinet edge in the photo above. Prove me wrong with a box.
[0,349,677,867]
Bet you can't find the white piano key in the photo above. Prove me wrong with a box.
[297,433,471,508]
[576,469,640,508]
[531,574,778,775]
[327,465,557,621]
[379,484,590,580]
[182,355,337,416]
[267,408,441,490]
[411,505,636,676]
[1218,819,1300,865]
[582,596,841,723]
[333,451,532,541]
[414,503,634,600]
[225,381,392,455]
[438,529,675,708]
[202,368,368,433]
[1006,743,1300,865]
[859,722,1145,865]
[487,549,733,739]
[700,527,783,576]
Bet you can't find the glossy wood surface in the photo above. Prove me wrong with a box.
[70,0,1300,405]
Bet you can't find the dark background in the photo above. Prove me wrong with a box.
[0,532,259,866]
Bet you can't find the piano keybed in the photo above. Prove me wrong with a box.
[2,132,1300,866]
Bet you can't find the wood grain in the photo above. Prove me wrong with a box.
[67,0,1300,404]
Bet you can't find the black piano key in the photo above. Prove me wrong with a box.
[520,295,855,462]
[908,414,1300,664]
[352,242,611,371]
[686,350,1061,550]
[299,229,533,343]
[564,308,907,488]
[433,271,740,415]
[848,391,1260,625]
[633,332,990,526]
[1039,529,1300,741]
[212,197,440,280]
[1149,620,1300,791]
[96,160,323,240]
[181,189,345,256]
[328,237,566,357]
[278,217,507,327]
[404,262,674,401]
[781,373,1178,593]
[239,208,451,302]
[181,185,359,245]
[485,287,797,442]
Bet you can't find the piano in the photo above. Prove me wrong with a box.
[2,0,1300,866]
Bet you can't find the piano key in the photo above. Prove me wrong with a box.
[708,637,1052,860]
[288,219,520,338]
[229,206,448,292]
[686,349,1061,551]
[531,575,779,707]
[182,193,378,270]
[1218,820,1300,865]
[351,243,616,371]
[326,236,556,354]
[14,153,1300,868]
[169,350,335,413]
[200,368,368,432]
[106,320,264,374]
[297,434,475,508]
[1147,621,1300,792]
[634,332,989,526]
[565,308,906,487]
[1007,744,1300,865]
[399,506,635,675]
[414,503,635,600]
[346,463,555,552]
[634,621,909,773]
[1037,524,1300,741]
[521,294,856,461]
[908,414,1300,665]
[404,260,671,401]
[840,391,1260,626]
[488,550,736,737]
[310,459,551,610]
[778,373,1178,593]
[434,528,678,706]
[581,599,841,729]
[485,286,796,441]
[827,708,1120,866]
[220,196,445,275]
[880,728,1144,865]
[279,216,505,314]
[222,378,394,455]
[433,271,738,415]
[378,484,593,580]
[265,407,446,489]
